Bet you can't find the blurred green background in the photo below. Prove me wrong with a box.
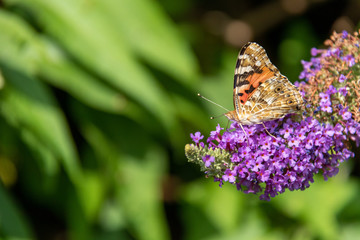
[0,0,359,239]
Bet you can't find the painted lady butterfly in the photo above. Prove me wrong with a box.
[224,42,304,129]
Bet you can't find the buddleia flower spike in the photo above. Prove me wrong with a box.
[186,36,360,200]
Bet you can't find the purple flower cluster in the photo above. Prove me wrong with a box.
[190,114,358,200]
[298,30,360,130]
[187,31,360,200]
[299,31,357,82]
[299,58,322,81]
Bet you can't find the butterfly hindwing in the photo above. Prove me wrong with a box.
[244,76,304,123]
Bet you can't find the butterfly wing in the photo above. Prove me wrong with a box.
[243,76,304,124]
[233,42,280,107]
[229,42,304,125]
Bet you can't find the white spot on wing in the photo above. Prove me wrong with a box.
[239,65,253,74]
[245,101,252,106]
[249,44,258,50]
[252,91,260,98]
[238,54,249,60]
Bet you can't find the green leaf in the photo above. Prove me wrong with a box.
[273,173,356,240]
[77,171,106,222]
[116,148,170,240]
[39,38,128,114]
[0,10,130,113]
[341,222,360,240]
[80,122,170,240]
[0,184,34,239]
[95,0,199,85]
[6,0,181,141]
[0,66,81,183]
[182,179,244,234]
[0,9,43,74]
[182,180,284,240]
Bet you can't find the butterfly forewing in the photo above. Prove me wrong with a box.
[233,42,280,106]
[226,42,304,125]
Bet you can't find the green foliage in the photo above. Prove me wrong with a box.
[0,1,359,240]
[0,184,34,239]
[0,0,201,239]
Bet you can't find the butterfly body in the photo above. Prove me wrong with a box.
[225,42,304,125]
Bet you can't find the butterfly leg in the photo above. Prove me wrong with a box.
[239,123,250,145]
[226,120,230,130]
[226,120,249,145]
[262,122,276,139]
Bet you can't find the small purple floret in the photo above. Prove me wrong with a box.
[190,132,204,144]
[202,155,215,167]
[339,74,347,83]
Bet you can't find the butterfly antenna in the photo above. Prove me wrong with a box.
[209,113,225,120]
[198,93,250,144]
[197,93,230,112]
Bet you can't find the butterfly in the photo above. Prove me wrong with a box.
[224,42,304,135]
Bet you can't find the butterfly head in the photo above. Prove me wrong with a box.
[224,110,238,122]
